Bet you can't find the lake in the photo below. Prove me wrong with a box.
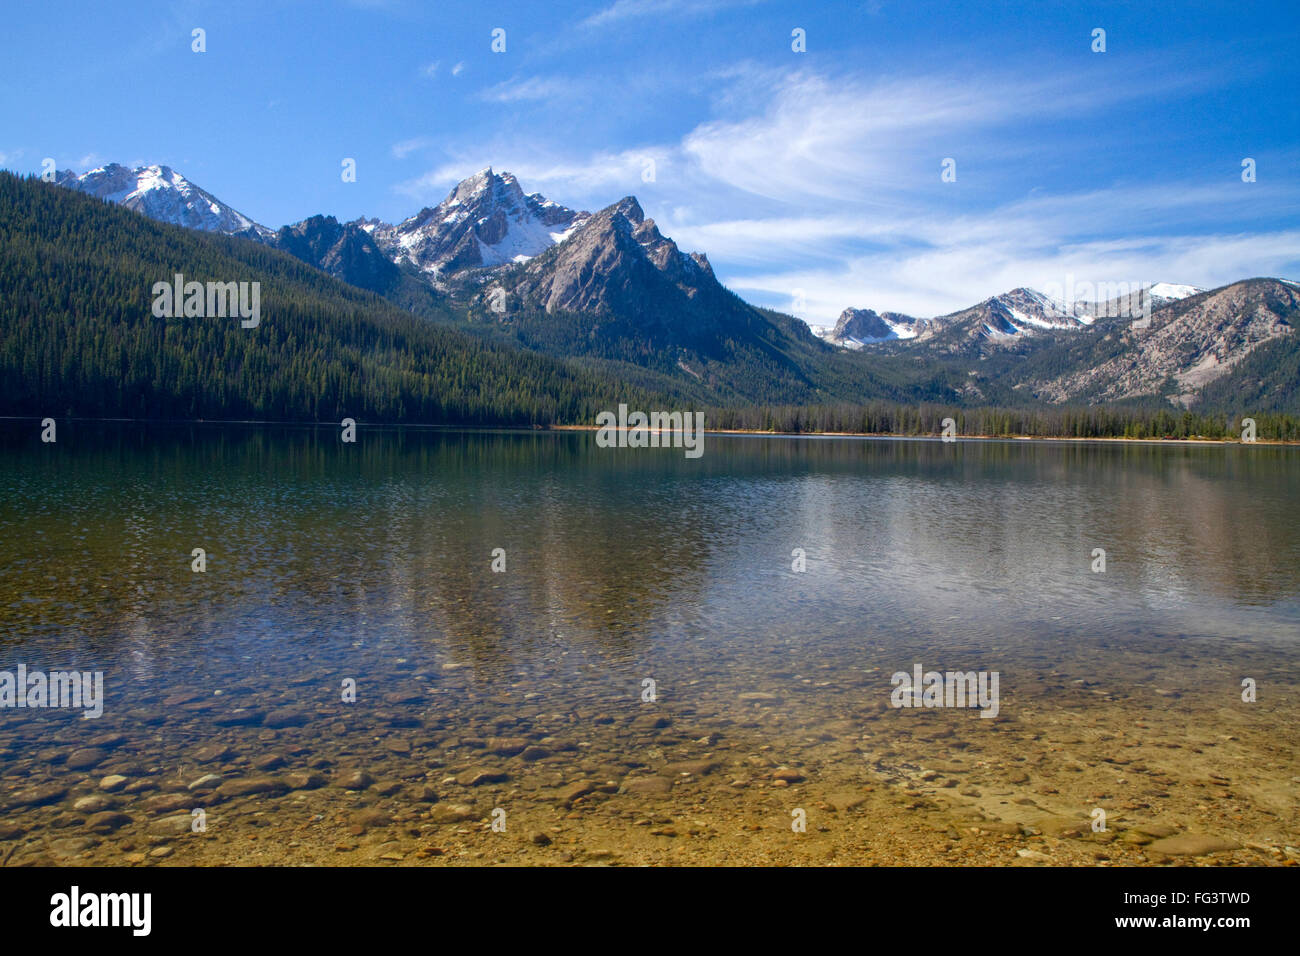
[1,423,1296,865]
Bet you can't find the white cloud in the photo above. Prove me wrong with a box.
[451,61,465,76]
[394,61,1295,321]
[580,0,759,29]
[723,228,1300,322]
[678,65,1209,204]
[477,75,585,103]
[391,137,433,160]
[397,147,672,206]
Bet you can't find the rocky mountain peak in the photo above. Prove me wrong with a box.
[368,169,590,276]
[827,307,925,347]
[450,167,525,208]
[55,163,270,238]
[608,195,645,225]
[269,215,400,294]
[496,194,724,319]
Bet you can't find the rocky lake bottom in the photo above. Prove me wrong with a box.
[1,627,1295,867]
[2,427,1297,866]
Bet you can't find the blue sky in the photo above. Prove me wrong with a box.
[3,0,1298,321]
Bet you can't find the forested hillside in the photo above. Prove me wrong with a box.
[0,173,652,425]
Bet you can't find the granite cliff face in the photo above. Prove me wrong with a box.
[269,216,399,294]
[829,308,925,346]
[500,196,720,319]
[1034,279,1297,405]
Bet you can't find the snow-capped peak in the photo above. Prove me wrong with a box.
[366,169,590,275]
[1147,282,1202,300]
[826,307,928,347]
[56,163,271,238]
[983,287,1088,332]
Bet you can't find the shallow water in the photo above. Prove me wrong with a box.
[1,423,1296,865]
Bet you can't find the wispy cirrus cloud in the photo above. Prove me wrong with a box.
[668,170,1300,321]
[399,56,1297,321]
[396,146,672,204]
[678,61,1216,204]
[725,228,1300,323]
[580,0,761,30]
[391,137,434,160]
[476,75,588,103]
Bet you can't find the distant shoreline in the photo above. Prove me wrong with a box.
[2,416,1294,446]
[550,424,1297,446]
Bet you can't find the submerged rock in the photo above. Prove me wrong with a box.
[1148,834,1240,856]
[427,804,475,824]
[84,811,133,833]
[286,772,326,791]
[65,748,109,771]
[335,770,374,790]
[623,776,673,796]
[73,794,116,813]
[6,783,67,808]
[215,777,288,799]
[458,768,508,786]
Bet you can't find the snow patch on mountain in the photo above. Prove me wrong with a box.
[367,168,590,276]
[1148,282,1202,300]
[56,163,271,238]
[475,215,585,267]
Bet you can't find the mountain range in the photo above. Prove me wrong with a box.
[818,283,1213,350]
[361,167,590,278]
[44,162,1300,414]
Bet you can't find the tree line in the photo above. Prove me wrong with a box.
[705,401,1300,441]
